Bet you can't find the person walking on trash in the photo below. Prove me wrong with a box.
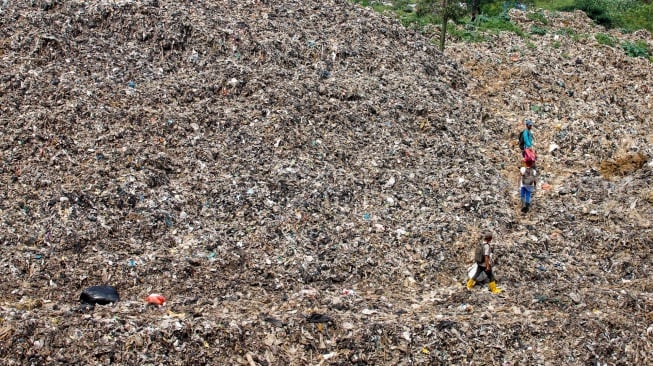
[467,232,502,293]
[519,119,534,158]
[519,161,537,213]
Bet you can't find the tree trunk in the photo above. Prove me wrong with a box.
[470,0,480,21]
[439,0,448,51]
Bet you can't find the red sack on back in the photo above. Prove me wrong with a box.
[523,148,537,165]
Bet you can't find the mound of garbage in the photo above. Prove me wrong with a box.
[0,1,651,364]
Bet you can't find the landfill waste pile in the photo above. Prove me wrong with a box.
[0,0,651,364]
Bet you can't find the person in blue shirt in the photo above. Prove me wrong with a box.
[520,119,534,156]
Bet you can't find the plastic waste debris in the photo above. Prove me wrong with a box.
[145,293,166,306]
[306,313,333,324]
[467,263,487,282]
[457,303,473,312]
[79,285,120,305]
[264,316,284,327]
[401,331,411,342]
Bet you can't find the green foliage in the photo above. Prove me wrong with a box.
[391,0,413,11]
[602,0,641,12]
[350,0,393,12]
[416,0,468,20]
[621,40,650,58]
[538,0,652,32]
[398,9,439,29]
[449,26,488,43]
[527,10,548,25]
[481,0,536,16]
[595,33,617,46]
[349,0,652,49]
[371,4,393,12]
[571,33,590,42]
[534,0,575,10]
[555,27,577,36]
[557,0,651,31]
[526,41,537,49]
[552,41,561,48]
[570,0,616,28]
[617,2,653,32]
[477,14,525,36]
[530,25,547,35]
[479,1,506,16]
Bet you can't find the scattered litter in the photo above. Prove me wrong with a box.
[79,286,120,306]
[0,1,650,365]
[145,294,166,306]
[342,289,356,296]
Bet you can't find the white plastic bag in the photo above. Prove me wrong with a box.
[467,263,487,282]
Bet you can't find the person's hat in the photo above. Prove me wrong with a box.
[525,119,534,126]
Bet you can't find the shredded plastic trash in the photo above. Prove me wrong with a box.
[0,1,650,365]
[79,286,120,305]
[145,294,166,306]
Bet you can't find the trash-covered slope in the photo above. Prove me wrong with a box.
[442,9,653,365]
[0,1,651,365]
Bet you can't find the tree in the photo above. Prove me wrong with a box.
[470,0,480,21]
[439,0,449,51]
[417,0,468,50]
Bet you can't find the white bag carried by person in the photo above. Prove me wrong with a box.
[467,263,487,282]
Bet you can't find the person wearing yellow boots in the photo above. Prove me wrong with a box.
[466,232,502,293]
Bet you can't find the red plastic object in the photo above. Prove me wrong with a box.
[145,293,166,306]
